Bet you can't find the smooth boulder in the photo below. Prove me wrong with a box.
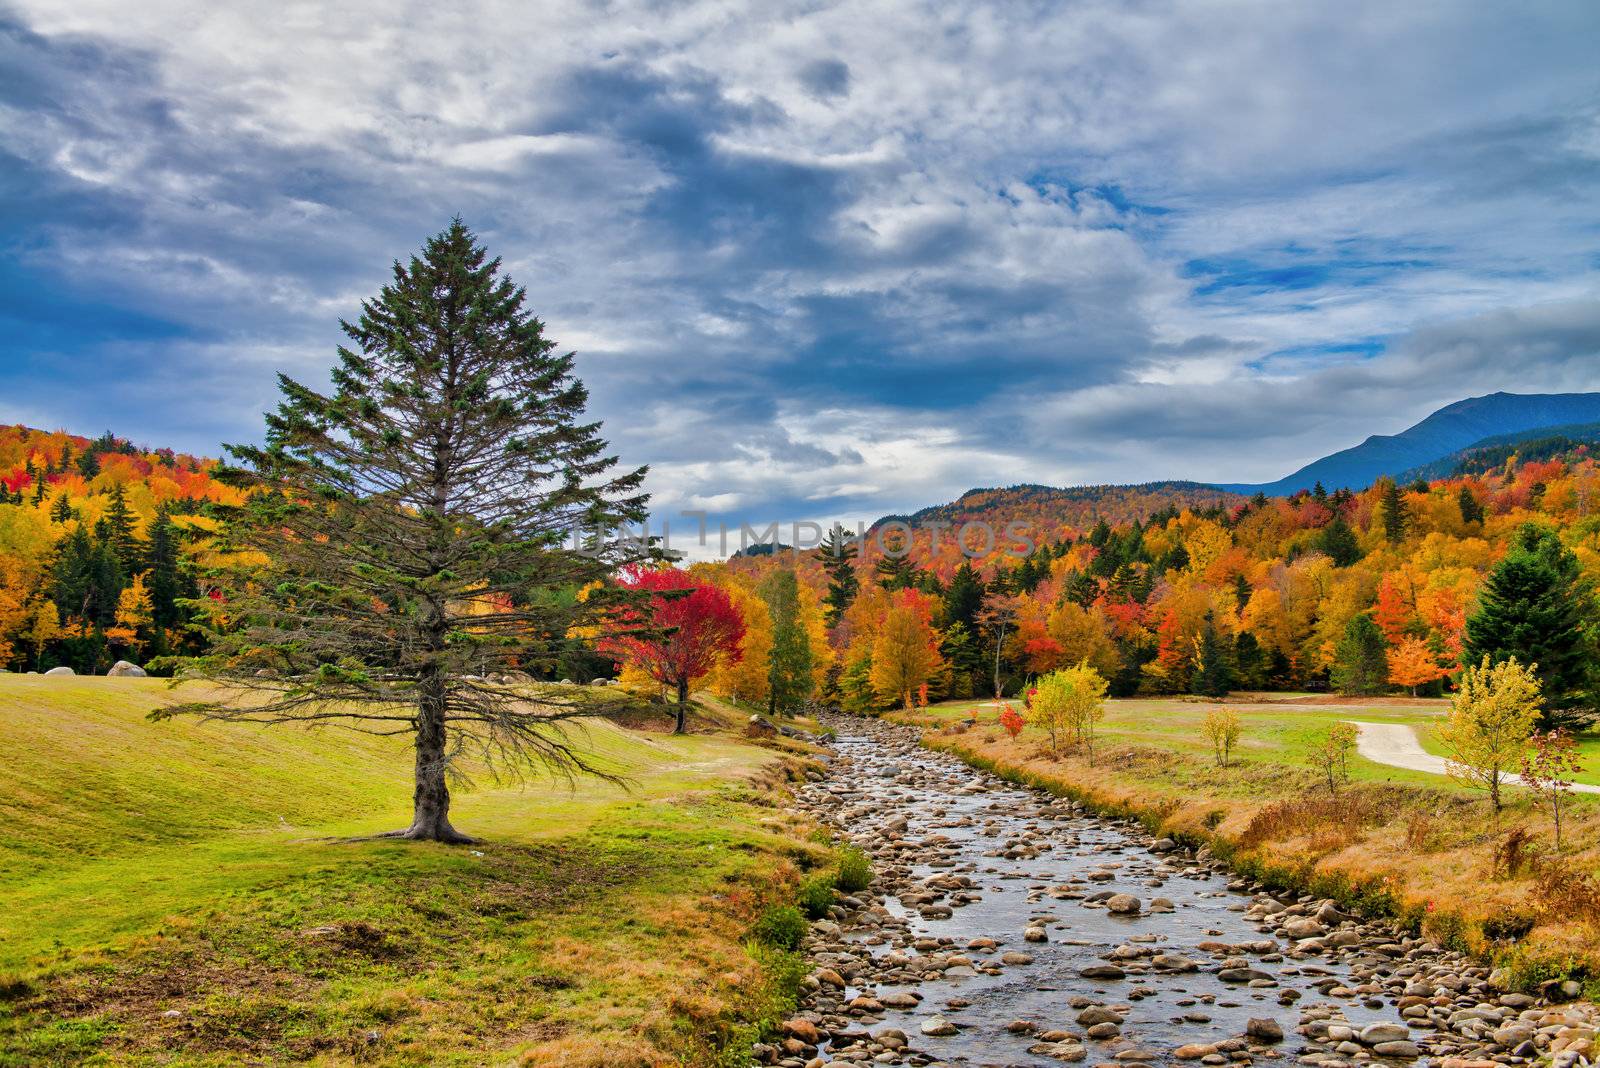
[108,660,147,677]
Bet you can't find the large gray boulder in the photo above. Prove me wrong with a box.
[44,665,76,676]
[108,660,148,677]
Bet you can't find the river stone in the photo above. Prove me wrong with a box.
[1282,917,1325,939]
[781,1018,821,1044]
[1107,894,1141,915]
[1087,1021,1122,1039]
[1174,1044,1217,1060]
[1372,1040,1422,1059]
[1360,1023,1410,1045]
[879,991,919,1008]
[1245,1018,1284,1043]
[1029,1041,1087,1061]
[1218,967,1272,983]
[1025,926,1049,942]
[1076,1006,1123,1026]
[1081,964,1125,980]
[921,1016,958,1037]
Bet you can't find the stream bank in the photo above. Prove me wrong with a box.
[753,715,1596,1068]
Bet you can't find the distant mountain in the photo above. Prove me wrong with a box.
[873,481,1244,541]
[1392,421,1600,484]
[1214,391,1600,496]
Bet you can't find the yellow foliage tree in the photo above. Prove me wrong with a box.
[1439,655,1541,812]
[21,599,63,669]
[1031,662,1108,762]
[869,602,942,710]
[706,581,772,707]
[1045,599,1120,679]
[107,571,156,653]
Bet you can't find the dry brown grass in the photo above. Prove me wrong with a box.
[1237,787,1396,850]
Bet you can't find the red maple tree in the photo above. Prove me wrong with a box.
[604,565,745,734]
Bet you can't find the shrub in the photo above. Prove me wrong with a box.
[1238,788,1389,849]
[796,874,836,919]
[1307,722,1358,793]
[1404,810,1434,852]
[998,703,1025,739]
[835,844,872,894]
[751,905,807,950]
[1492,826,1537,879]
[1481,907,1536,942]
[1202,708,1242,767]
[1533,860,1600,930]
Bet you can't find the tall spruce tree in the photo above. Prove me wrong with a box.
[1378,478,1409,542]
[761,568,814,714]
[1192,612,1234,697]
[820,523,860,628]
[1457,485,1484,526]
[159,221,654,843]
[942,561,984,631]
[102,483,141,568]
[1317,514,1361,566]
[1464,523,1597,728]
[1332,613,1389,695]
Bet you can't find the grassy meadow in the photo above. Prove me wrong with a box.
[896,693,1600,988]
[0,676,824,1067]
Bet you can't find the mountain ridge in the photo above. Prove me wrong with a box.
[1212,390,1600,496]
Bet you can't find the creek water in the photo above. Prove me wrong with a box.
[798,718,1426,1066]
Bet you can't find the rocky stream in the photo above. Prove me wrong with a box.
[753,715,1598,1068]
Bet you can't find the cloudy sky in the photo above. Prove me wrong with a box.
[4,0,1598,543]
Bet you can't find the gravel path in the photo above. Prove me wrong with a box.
[1349,720,1600,794]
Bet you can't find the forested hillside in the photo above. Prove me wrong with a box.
[694,441,1600,726]
[0,426,229,673]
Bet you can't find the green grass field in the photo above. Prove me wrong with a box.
[0,676,815,1066]
[918,693,1600,790]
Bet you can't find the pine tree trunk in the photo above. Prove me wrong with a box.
[389,670,477,843]
[675,676,689,734]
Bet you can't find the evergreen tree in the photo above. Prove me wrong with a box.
[1063,569,1099,608]
[102,483,141,567]
[1317,515,1361,566]
[50,525,95,624]
[1464,523,1597,728]
[1332,613,1389,695]
[875,547,918,591]
[144,506,186,630]
[1233,630,1265,689]
[1192,612,1234,697]
[942,562,984,630]
[1458,485,1484,525]
[161,220,654,843]
[940,620,982,699]
[761,568,814,714]
[49,492,74,524]
[1233,573,1252,614]
[819,524,860,628]
[1379,478,1409,542]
